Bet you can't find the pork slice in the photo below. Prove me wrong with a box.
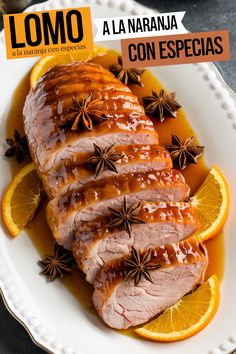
[23,61,158,176]
[43,145,172,198]
[46,169,190,249]
[93,237,208,329]
[24,113,158,177]
[72,202,200,283]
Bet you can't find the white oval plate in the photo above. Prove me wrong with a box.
[1,0,236,353]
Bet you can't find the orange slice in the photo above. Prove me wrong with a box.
[135,275,220,342]
[2,163,44,237]
[30,46,107,88]
[191,165,230,242]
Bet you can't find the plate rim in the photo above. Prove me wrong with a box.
[0,0,236,353]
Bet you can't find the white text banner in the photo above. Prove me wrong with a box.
[93,12,186,42]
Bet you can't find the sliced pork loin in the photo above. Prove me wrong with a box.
[93,237,208,329]
[47,170,190,249]
[72,201,200,283]
[23,62,158,176]
[43,144,172,198]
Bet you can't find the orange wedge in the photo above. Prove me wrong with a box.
[135,275,220,342]
[30,46,107,88]
[2,163,44,237]
[191,165,230,242]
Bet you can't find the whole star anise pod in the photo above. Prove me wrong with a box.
[109,56,145,86]
[4,129,30,162]
[124,247,161,286]
[38,243,75,282]
[142,89,181,122]
[107,197,145,237]
[87,143,124,178]
[60,93,107,132]
[166,134,205,170]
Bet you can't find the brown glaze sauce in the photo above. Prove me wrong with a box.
[5,49,224,338]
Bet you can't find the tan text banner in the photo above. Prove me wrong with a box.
[121,30,230,67]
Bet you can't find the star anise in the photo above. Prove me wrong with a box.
[166,134,205,170]
[107,197,145,237]
[60,93,107,132]
[124,247,161,286]
[109,56,145,86]
[142,89,181,122]
[4,129,30,162]
[38,243,75,282]
[87,143,124,178]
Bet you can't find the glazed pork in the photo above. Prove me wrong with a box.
[72,201,200,283]
[43,144,172,198]
[93,237,208,329]
[23,62,159,177]
[23,60,203,330]
[47,170,190,249]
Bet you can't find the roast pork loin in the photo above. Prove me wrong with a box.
[23,60,203,331]
[72,201,200,283]
[93,237,208,329]
[47,170,190,249]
